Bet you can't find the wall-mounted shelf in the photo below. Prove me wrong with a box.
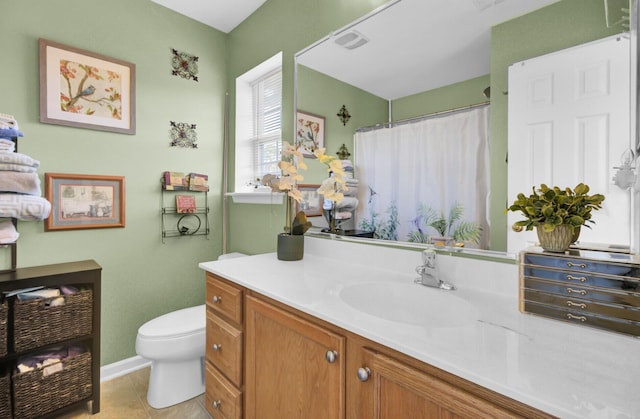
[160,180,209,243]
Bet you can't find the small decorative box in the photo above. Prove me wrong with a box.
[163,171,188,190]
[188,172,209,192]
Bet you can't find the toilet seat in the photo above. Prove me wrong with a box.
[138,305,205,340]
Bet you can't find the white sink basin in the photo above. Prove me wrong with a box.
[339,282,477,327]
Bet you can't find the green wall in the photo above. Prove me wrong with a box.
[225,0,389,255]
[297,65,388,188]
[0,0,226,364]
[391,75,491,121]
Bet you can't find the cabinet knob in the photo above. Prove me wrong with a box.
[357,367,371,382]
[212,400,222,409]
[325,350,338,363]
[212,344,222,352]
[212,295,222,303]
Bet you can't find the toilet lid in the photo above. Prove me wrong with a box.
[138,305,205,339]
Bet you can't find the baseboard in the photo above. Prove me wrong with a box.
[100,355,151,382]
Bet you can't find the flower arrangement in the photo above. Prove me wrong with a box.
[262,142,346,235]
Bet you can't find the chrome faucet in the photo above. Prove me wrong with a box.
[414,249,456,290]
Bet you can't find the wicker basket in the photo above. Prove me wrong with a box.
[13,351,92,419]
[0,370,11,419]
[0,299,7,357]
[13,289,93,352]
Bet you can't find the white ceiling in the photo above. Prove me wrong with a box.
[297,0,562,100]
[150,0,268,33]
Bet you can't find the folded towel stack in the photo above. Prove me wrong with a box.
[17,344,86,376]
[0,113,51,229]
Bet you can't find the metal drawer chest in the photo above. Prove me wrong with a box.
[519,248,640,337]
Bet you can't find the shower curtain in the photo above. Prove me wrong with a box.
[354,105,490,248]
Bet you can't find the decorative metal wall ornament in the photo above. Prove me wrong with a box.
[171,48,199,81]
[169,121,198,148]
[337,104,351,126]
[336,143,351,160]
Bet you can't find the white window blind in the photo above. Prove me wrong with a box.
[251,68,282,180]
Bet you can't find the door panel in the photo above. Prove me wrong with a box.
[508,35,631,253]
[245,296,345,419]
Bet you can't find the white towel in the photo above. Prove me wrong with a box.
[0,220,18,243]
[336,196,358,211]
[0,172,41,195]
[0,163,37,173]
[0,139,15,153]
[0,194,51,221]
[0,152,39,169]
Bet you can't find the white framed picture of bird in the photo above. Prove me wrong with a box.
[39,38,136,134]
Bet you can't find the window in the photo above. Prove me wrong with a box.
[251,69,282,180]
[235,52,283,193]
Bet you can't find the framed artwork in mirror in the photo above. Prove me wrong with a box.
[39,38,136,134]
[296,111,325,157]
[45,173,126,231]
[294,184,322,217]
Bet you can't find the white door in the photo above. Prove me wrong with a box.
[507,34,631,254]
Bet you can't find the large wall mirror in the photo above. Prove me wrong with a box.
[295,0,639,256]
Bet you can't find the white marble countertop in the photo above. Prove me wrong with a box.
[199,237,640,419]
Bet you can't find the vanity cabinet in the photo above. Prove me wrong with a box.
[345,338,551,419]
[520,249,640,337]
[205,273,244,419]
[245,295,345,419]
[204,271,553,419]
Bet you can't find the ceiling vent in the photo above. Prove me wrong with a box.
[333,30,369,50]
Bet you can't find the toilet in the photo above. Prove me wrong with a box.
[135,252,247,409]
[135,304,206,409]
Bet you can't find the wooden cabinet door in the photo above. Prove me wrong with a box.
[245,296,346,419]
[356,349,518,419]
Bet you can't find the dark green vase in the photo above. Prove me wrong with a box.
[277,233,304,261]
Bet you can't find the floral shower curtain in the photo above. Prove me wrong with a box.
[354,105,491,248]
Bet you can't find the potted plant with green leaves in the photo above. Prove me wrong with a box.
[506,183,605,252]
[408,202,482,247]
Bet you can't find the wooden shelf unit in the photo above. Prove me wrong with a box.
[0,260,102,417]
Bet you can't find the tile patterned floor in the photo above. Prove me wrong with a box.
[59,367,211,418]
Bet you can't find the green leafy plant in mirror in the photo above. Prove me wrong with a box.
[359,202,399,241]
[506,183,605,233]
[408,202,482,244]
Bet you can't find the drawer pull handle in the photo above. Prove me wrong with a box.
[567,313,587,322]
[567,262,587,269]
[566,275,587,282]
[212,344,222,352]
[357,367,371,382]
[325,350,339,364]
[566,301,587,309]
[566,288,587,296]
[212,400,222,409]
[212,295,222,304]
